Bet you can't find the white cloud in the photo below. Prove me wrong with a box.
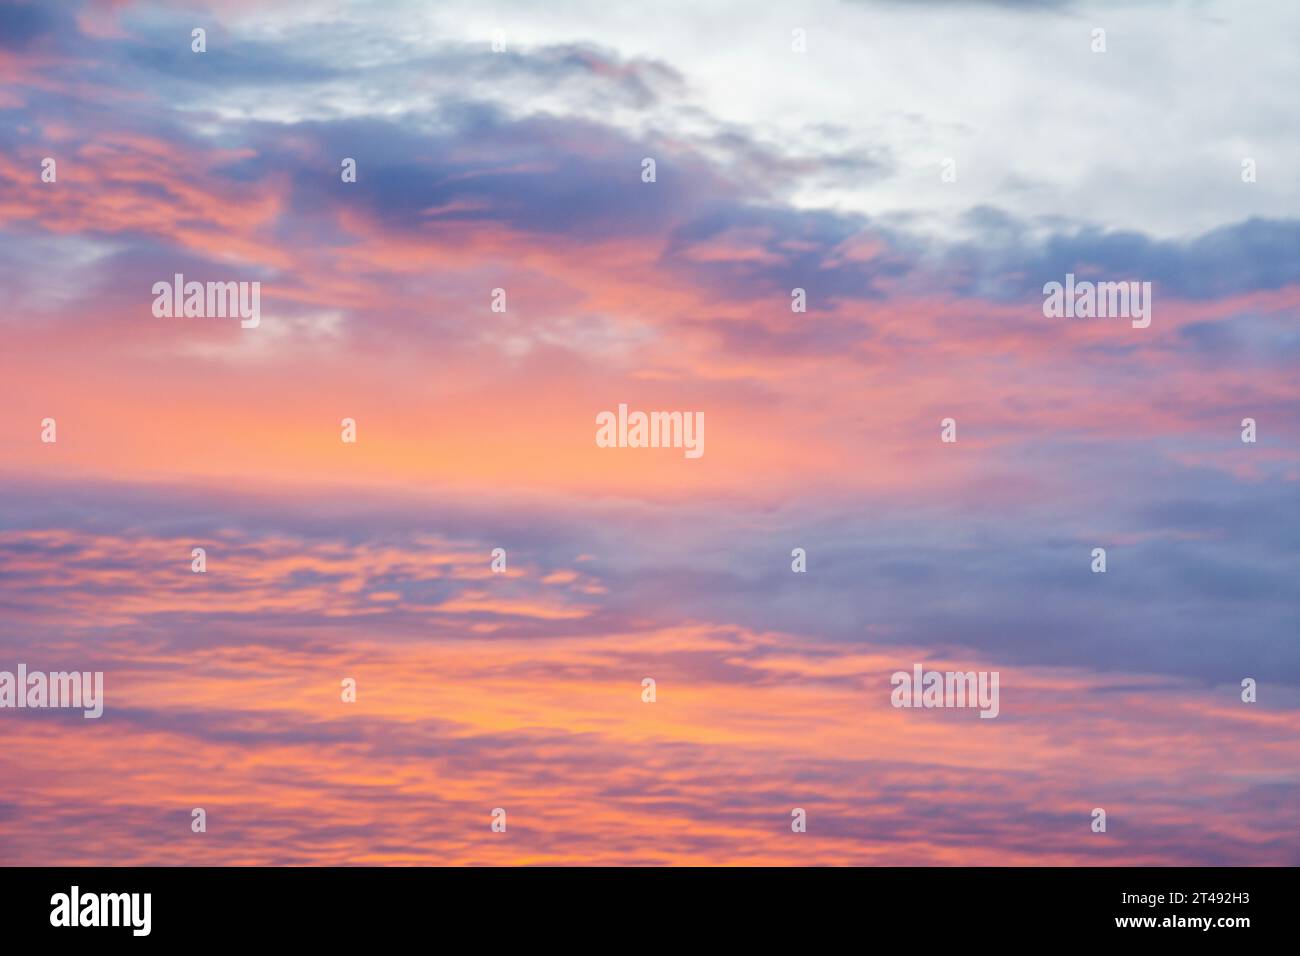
[209,0,1300,239]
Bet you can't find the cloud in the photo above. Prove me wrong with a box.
[2,0,1298,866]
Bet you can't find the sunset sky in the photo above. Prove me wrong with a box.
[1,0,1298,865]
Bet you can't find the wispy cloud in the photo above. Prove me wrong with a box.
[1,0,1296,865]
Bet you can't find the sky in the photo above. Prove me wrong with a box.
[0,0,1297,866]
